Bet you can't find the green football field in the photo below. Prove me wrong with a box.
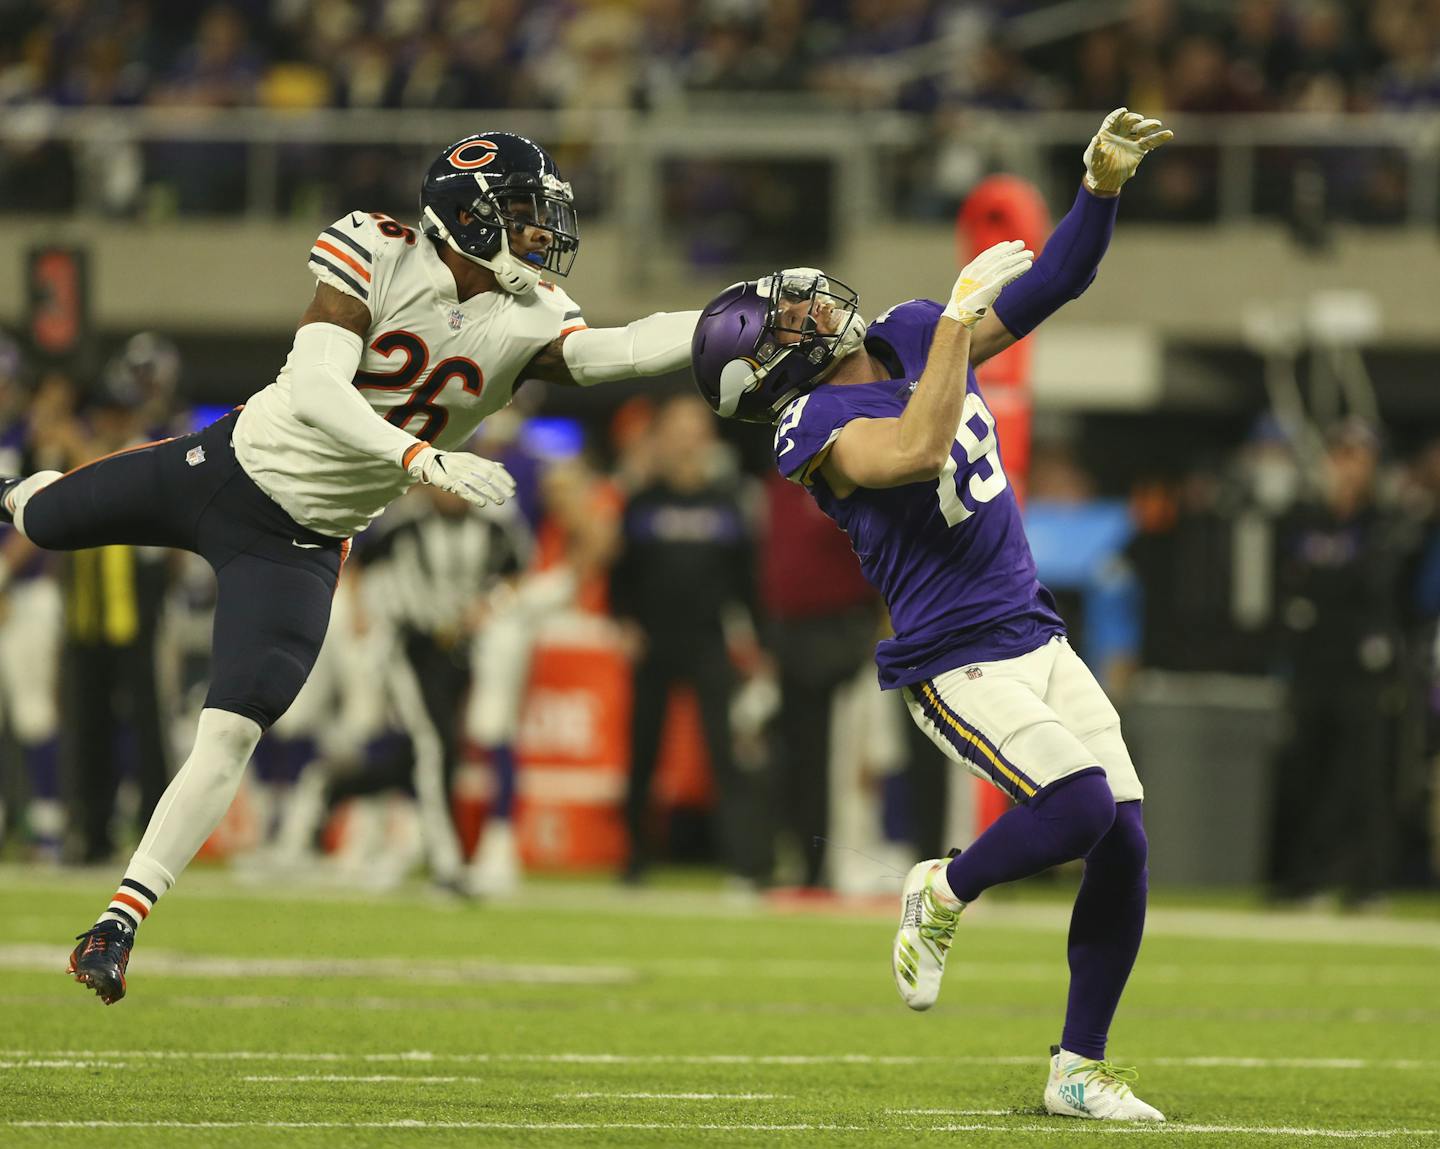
[2,867,1438,1147]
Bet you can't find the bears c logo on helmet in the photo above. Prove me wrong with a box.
[449,139,499,170]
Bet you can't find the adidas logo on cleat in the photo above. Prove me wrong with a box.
[1059,1082,1088,1113]
[896,938,920,987]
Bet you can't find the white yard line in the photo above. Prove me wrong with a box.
[3,1120,1438,1138]
[241,1075,460,1083]
[555,1100,794,1105]
[889,1108,1016,1115]
[7,866,1440,948]
[925,1124,1440,1140]
[0,945,633,986]
[3,1049,1438,1071]
[8,946,1436,990]
[0,1060,127,1070]
[14,993,1431,1029]
[3,1121,863,1131]
[645,958,1440,985]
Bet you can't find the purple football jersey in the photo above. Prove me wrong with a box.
[773,298,1064,688]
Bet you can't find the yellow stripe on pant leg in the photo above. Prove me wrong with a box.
[918,680,1037,799]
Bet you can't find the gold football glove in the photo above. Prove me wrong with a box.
[1083,107,1174,195]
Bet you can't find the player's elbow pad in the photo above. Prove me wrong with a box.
[289,322,366,428]
[560,311,701,386]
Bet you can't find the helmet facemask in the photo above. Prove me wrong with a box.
[723,270,865,420]
[759,268,866,376]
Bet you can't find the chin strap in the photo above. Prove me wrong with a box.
[823,311,868,374]
[422,206,541,295]
[470,230,541,295]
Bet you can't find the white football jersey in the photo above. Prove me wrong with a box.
[233,211,586,537]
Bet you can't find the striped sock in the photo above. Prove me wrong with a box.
[98,878,161,931]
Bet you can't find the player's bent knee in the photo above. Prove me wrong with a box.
[1095,799,1149,878]
[207,646,322,731]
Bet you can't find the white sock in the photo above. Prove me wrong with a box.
[96,708,262,930]
[931,863,966,910]
[9,470,63,536]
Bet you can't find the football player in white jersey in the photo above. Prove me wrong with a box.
[0,131,701,1004]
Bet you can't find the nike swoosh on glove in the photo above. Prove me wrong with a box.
[405,445,516,508]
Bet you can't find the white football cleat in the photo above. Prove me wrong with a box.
[1044,1046,1166,1121]
[891,858,964,1010]
[466,818,522,897]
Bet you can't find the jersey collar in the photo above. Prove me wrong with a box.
[421,238,462,304]
[421,238,503,317]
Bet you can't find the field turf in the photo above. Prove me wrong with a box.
[1,867,1438,1147]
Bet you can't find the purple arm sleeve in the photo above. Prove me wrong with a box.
[991,185,1119,341]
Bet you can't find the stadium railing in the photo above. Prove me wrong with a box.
[4,106,1439,230]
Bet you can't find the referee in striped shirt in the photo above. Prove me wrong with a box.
[347,484,529,886]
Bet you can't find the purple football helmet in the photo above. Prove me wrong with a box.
[692,269,866,423]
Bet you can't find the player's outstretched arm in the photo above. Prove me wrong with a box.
[973,107,1173,368]
[288,283,513,508]
[821,241,1033,497]
[523,311,702,386]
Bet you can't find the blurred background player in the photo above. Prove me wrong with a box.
[0,333,64,861]
[1270,418,1415,908]
[611,394,765,887]
[460,453,620,894]
[758,465,879,891]
[350,483,530,893]
[693,108,1172,1121]
[60,349,174,865]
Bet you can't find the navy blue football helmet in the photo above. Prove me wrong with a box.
[420,132,579,295]
[692,269,866,423]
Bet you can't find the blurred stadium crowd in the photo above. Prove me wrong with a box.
[3,1,1436,235]
[0,327,1437,904]
[5,0,1440,115]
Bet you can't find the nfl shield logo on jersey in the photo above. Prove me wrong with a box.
[447,307,465,331]
[185,446,206,467]
[965,665,983,680]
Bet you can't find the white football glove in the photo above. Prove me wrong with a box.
[943,239,1034,328]
[405,445,516,508]
[1083,107,1174,195]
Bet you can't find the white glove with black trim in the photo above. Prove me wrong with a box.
[943,239,1034,328]
[405,446,516,508]
[1083,107,1174,195]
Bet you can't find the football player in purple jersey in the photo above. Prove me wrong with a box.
[693,109,1172,1122]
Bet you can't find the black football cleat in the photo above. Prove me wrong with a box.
[68,920,134,1004]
